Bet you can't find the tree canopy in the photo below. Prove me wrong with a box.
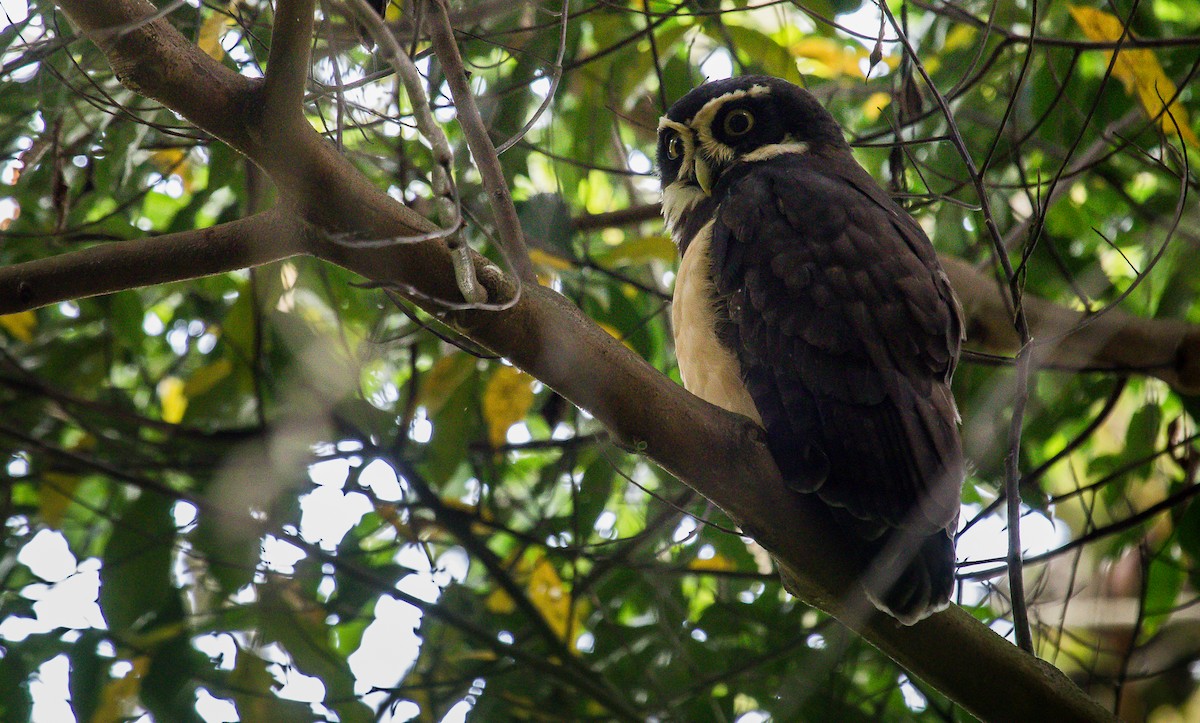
[1,0,1199,721]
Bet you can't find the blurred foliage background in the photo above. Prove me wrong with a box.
[1,0,1200,720]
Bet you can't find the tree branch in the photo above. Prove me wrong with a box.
[940,256,1200,394]
[0,212,307,312]
[263,0,317,121]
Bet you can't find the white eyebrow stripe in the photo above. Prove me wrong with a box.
[741,142,810,162]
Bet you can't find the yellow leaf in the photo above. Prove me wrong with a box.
[40,471,81,528]
[1068,6,1199,147]
[527,556,573,643]
[861,91,892,123]
[183,358,233,398]
[529,248,574,272]
[485,586,517,614]
[157,376,187,424]
[530,557,590,653]
[789,38,891,78]
[595,235,677,266]
[944,25,978,53]
[148,148,195,194]
[688,553,738,573]
[0,310,36,342]
[417,353,475,415]
[197,3,238,61]
[482,366,534,449]
[91,656,149,723]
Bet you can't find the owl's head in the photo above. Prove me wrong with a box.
[657,76,847,205]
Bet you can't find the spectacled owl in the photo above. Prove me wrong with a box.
[658,76,965,624]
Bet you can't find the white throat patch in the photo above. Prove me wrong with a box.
[671,221,762,425]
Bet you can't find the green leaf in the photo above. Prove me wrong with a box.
[99,491,177,638]
[0,643,32,723]
[140,634,204,723]
[257,580,374,723]
[230,649,316,722]
[67,631,108,723]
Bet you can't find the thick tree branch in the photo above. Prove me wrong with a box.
[940,256,1200,394]
[0,212,308,312]
[22,2,1123,720]
[263,0,317,121]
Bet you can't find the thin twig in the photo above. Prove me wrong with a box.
[494,0,570,154]
[344,0,487,303]
[427,0,536,284]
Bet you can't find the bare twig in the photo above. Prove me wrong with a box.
[427,0,536,284]
[343,0,486,304]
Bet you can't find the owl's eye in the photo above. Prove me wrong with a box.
[723,109,755,136]
[666,134,683,160]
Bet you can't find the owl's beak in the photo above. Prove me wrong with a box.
[694,157,714,196]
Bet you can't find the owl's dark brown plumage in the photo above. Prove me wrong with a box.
[659,76,965,624]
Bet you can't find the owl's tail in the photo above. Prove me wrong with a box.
[861,528,956,625]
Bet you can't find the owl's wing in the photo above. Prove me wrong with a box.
[709,153,964,536]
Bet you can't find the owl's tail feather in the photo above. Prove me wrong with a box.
[861,528,956,625]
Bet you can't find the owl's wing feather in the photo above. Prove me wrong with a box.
[709,153,964,536]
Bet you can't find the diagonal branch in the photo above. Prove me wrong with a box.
[0,212,308,312]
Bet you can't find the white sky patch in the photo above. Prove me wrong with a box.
[530,75,552,98]
[1,0,44,83]
[0,197,18,226]
[627,149,653,175]
[173,500,199,528]
[440,699,475,723]
[348,594,424,691]
[898,675,927,712]
[360,458,406,501]
[956,503,1068,605]
[262,534,307,574]
[150,172,187,199]
[410,409,433,443]
[506,422,532,445]
[837,2,893,50]
[18,529,77,582]
[143,311,166,336]
[193,633,239,671]
[956,503,1067,565]
[700,48,733,82]
[0,0,28,22]
[299,488,373,549]
[5,555,105,639]
[672,516,698,544]
[29,655,73,723]
[7,453,28,476]
[309,457,351,488]
[195,688,239,722]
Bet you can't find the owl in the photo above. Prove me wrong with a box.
[658,76,965,624]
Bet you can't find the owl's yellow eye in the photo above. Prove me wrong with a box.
[666,134,683,160]
[723,109,754,136]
